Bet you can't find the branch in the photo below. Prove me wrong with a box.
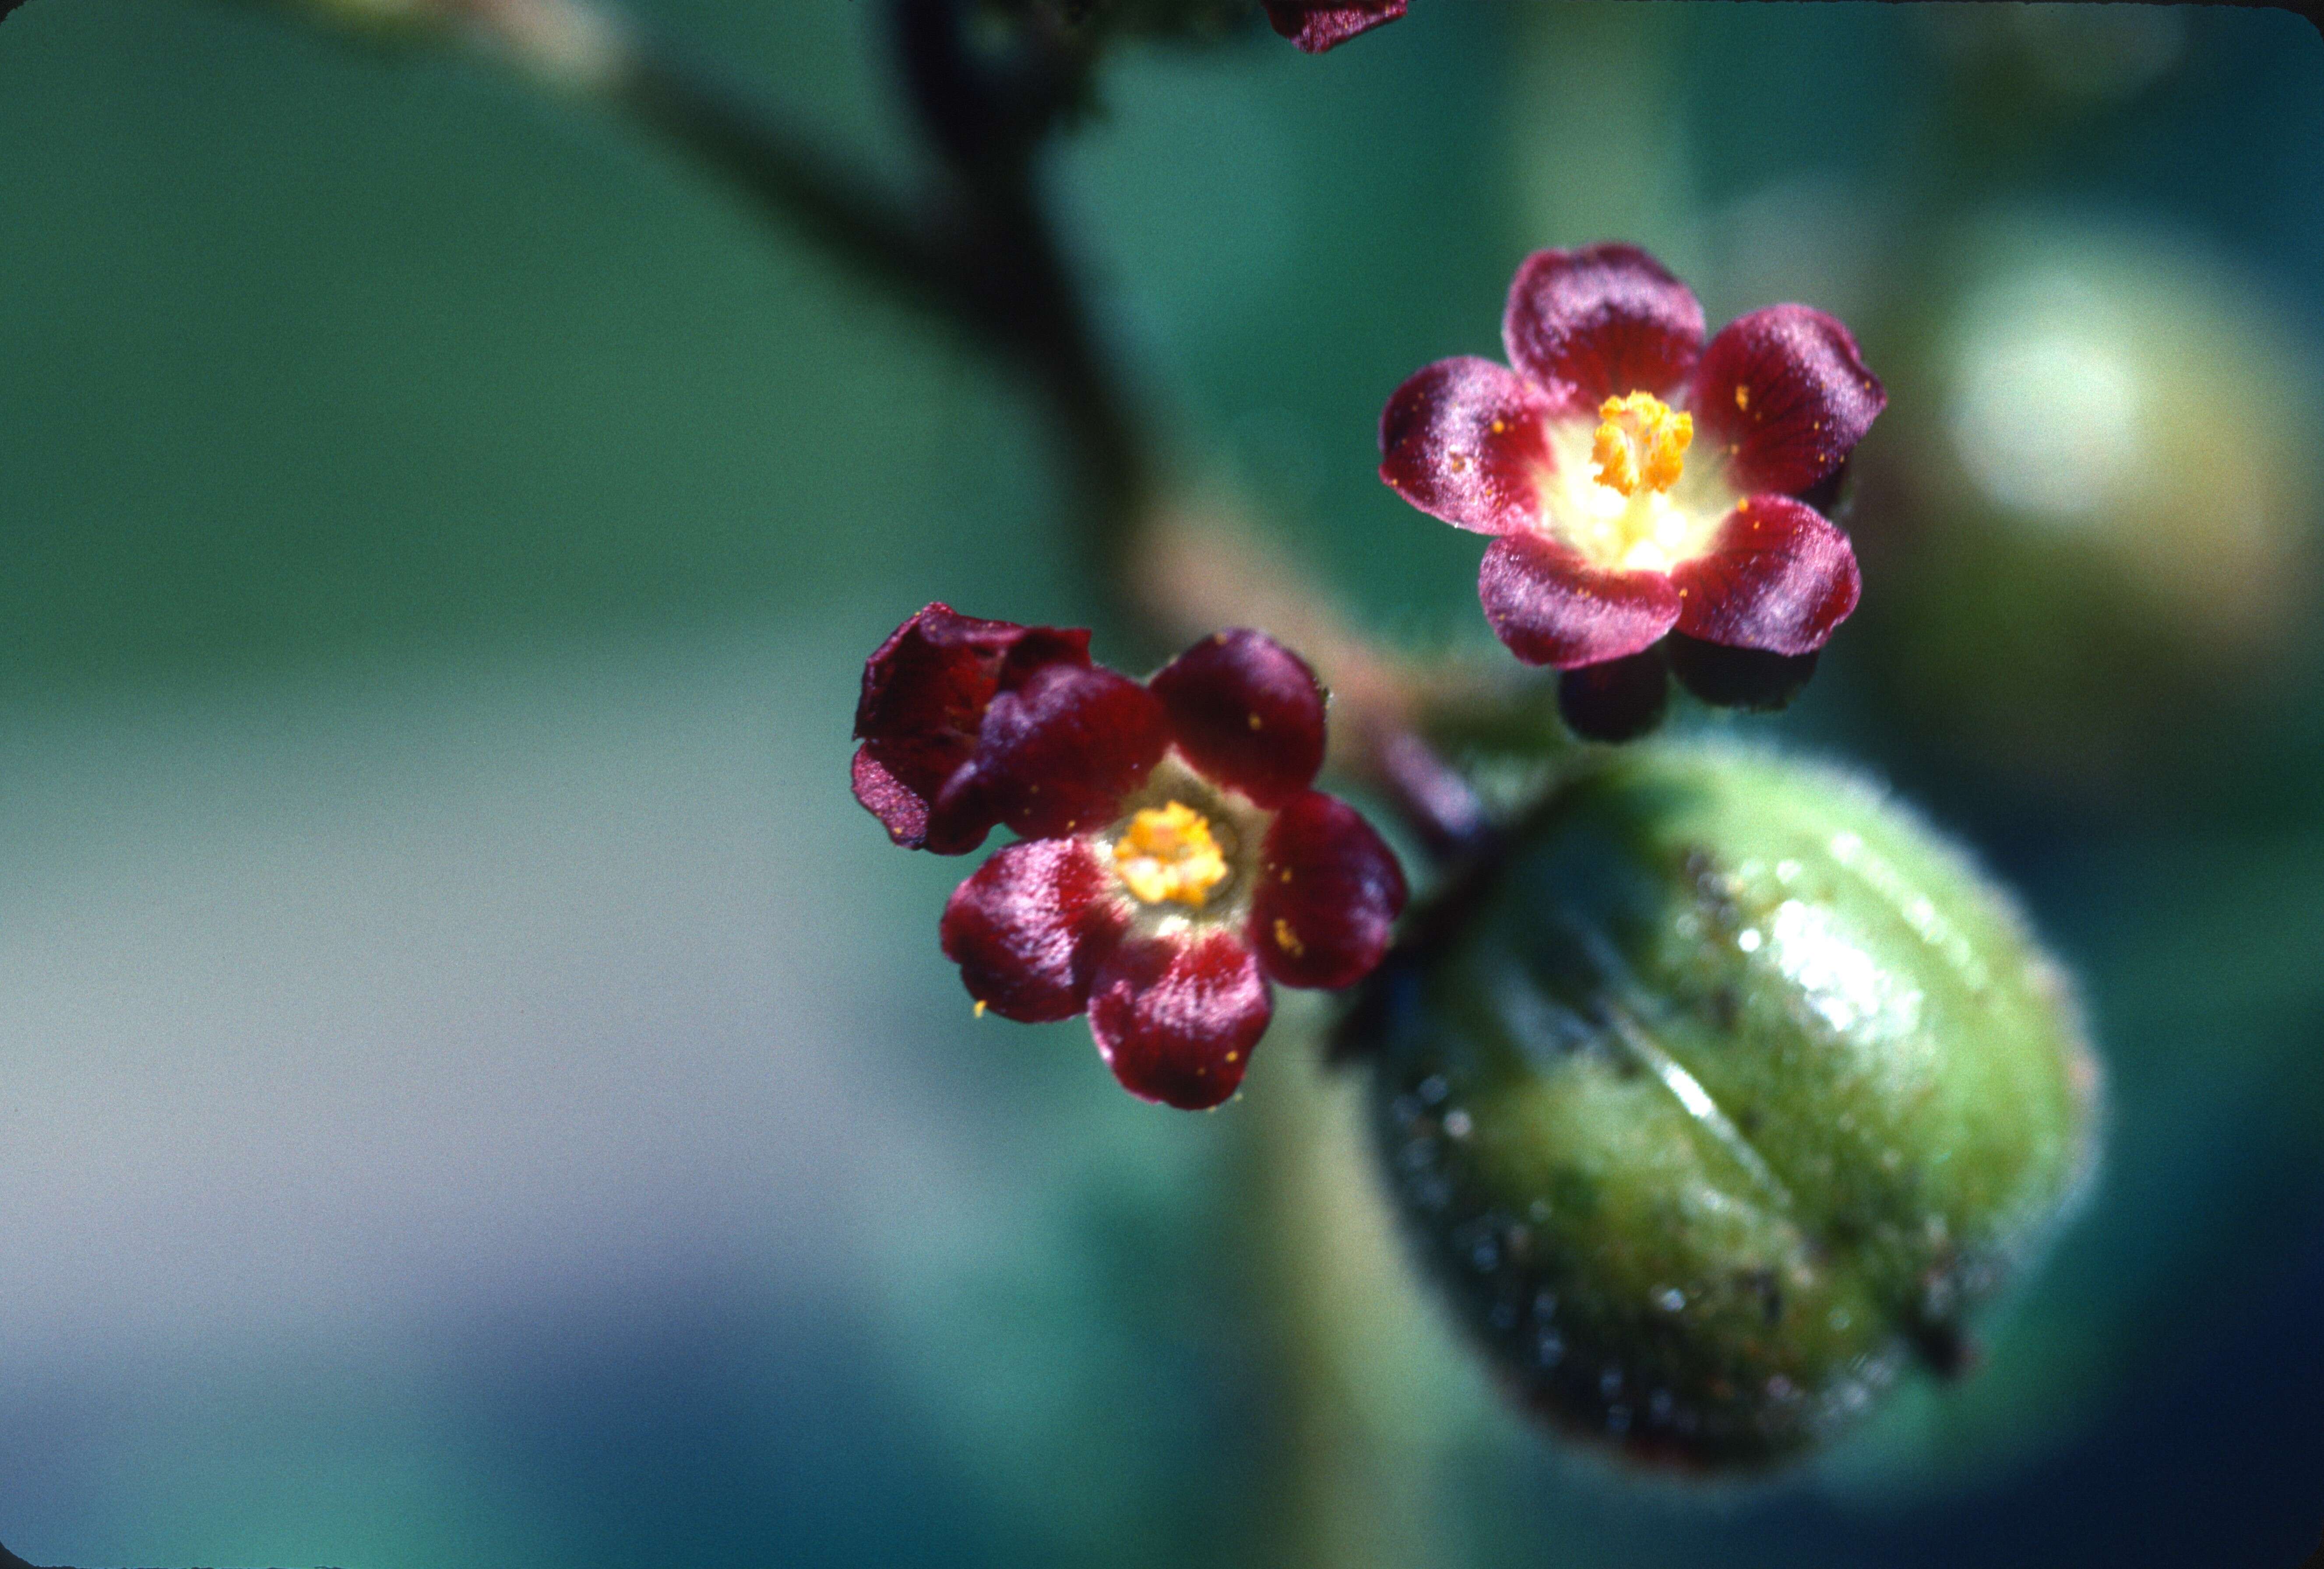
[253,0,1494,861]
[612,40,970,327]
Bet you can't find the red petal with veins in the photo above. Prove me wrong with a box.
[1689,305,1885,496]
[1478,532,1682,669]
[1261,0,1406,52]
[852,603,1090,851]
[1669,495,1861,656]
[1088,931,1272,1111]
[940,838,1127,1024]
[1379,357,1559,537]
[1149,629,1327,808]
[1502,245,1705,410]
[964,662,1169,841]
[1250,792,1406,990]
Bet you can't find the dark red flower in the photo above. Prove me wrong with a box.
[1261,0,1405,53]
[1379,244,1883,729]
[854,609,1407,1110]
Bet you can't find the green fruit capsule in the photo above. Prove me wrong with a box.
[1348,744,2102,1471]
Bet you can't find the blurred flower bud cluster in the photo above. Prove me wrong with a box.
[1850,219,2322,798]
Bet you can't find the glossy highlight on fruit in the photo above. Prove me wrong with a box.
[1345,745,2102,1470]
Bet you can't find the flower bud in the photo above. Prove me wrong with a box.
[1346,744,2101,1470]
[1854,218,2321,796]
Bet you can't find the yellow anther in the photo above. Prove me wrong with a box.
[1113,801,1229,908]
[1591,391,1694,497]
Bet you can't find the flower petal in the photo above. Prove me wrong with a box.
[851,747,933,849]
[1557,647,1671,742]
[1502,245,1705,408]
[1688,304,1885,496]
[1666,633,1820,712]
[922,765,1004,858]
[1478,532,1682,669]
[964,662,1169,841]
[1250,792,1406,990]
[1261,0,1406,52]
[940,838,1127,1024]
[1669,495,1861,656]
[1379,357,1559,536]
[1148,630,1327,808]
[852,603,1091,851]
[1088,931,1272,1110]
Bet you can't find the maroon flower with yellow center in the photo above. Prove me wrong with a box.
[1380,244,1884,726]
[852,605,1408,1111]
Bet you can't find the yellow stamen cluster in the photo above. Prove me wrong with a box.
[1591,391,1694,497]
[1113,801,1229,908]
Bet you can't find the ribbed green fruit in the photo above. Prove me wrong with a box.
[1349,744,2102,1470]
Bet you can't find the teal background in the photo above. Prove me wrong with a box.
[1,3,2321,1565]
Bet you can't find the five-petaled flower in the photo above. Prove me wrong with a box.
[852,605,1408,1111]
[1379,244,1884,728]
[1261,0,1405,53]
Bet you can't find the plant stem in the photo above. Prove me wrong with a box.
[383,0,1493,861]
[881,0,1156,590]
[613,43,967,326]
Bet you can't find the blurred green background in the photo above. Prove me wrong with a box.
[1,2,2321,1565]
